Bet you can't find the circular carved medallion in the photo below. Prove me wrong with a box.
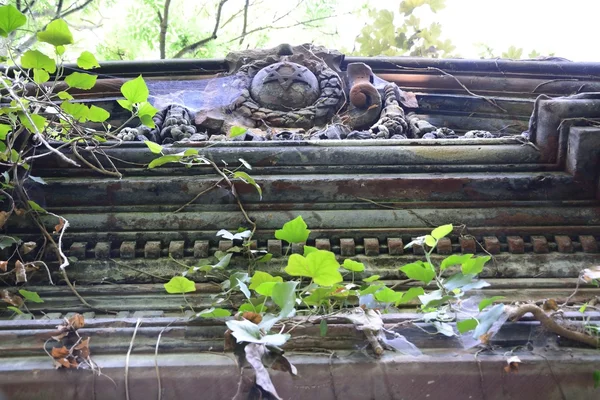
[250,61,320,111]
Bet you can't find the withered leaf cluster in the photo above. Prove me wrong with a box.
[49,314,91,369]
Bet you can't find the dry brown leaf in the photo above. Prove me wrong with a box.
[0,211,8,228]
[479,332,492,346]
[504,356,521,373]
[54,218,65,234]
[0,260,8,272]
[20,242,37,255]
[1,289,24,307]
[14,260,27,283]
[51,332,68,341]
[14,209,26,217]
[54,358,71,369]
[68,314,85,330]
[543,299,558,312]
[242,312,262,325]
[51,346,70,359]
[74,337,90,358]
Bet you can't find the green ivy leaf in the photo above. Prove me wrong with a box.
[374,287,403,304]
[117,99,133,111]
[431,223,453,239]
[28,175,47,185]
[271,281,298,317]
[478,296,506,311]
[440,254,473,271]
[18,289,43,303]
[27,200,46,213]
[399,261,435,284]
[238,302,267,313]
[148,155,183,168]
[303,245,318,256]
[284,250,342,286]
[275,216,310,244]
[6,306,24,315]
[19,112,46,132]
[456,318,478,334]
[0,236,19,250]
[230,126,247,138]
[139,114,155,128]
[164,276,196,294]
[20,50,56,73]
[33,69,49,84]
[0,124,11,140]
[304,287,335,306]
[320,319,328,336]
[121,75,149,103]
[144,141,163,154]
[397,287,425,304]
[424,235,436,247]
[461,255,491,275]
[255,281,277,297]
[65,72,97,90]
[363,275,380,283]
[342,259,365,272]
[593,370,600,389]
[196,307,231,318]
[88,105,110,123]
[61,101,89,122]
[55,45,65,56]
[233,171,262,199]
[359,283,384,296]
[0,5,26,37]
[56,91,73,100]
[37,19,73,46]
[249,271,282,290]
[76,51,100,70]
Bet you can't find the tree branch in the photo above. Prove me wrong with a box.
[158,0,172,59]
[16,0,96,55]
[239,0,250,45]
[227,13,342,44]
[507,304,600,348]
[172,0,228,59]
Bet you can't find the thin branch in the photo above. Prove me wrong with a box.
[158,0,172,60]
[227,13,342,44]
[125,319,142,400]
[238,0,250,45]
[172,0,228,58]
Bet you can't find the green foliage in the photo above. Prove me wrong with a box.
[456,318,478,334]
[478,296,505,311]
[65,72,98,90]
[196,307,231,318]
[164,276,196,294]
[399,261,435,284]
[233,171,262,199]
[225,319,290,346]
[77,51,100,70]
[37,19,74,46]
[21,50,56,73]
[342,259,365,272]
[18,289,43,303]
[249,271,283,290]
[354,0,455,57]
[594,370,600,389]
[275,216,310,244]
[285,250,343,286]
[230,126,247,138]
[0,5,26,37]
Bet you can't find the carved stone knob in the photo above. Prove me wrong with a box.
[250,61,320,111]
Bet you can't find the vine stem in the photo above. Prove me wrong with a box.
[0,73,80,167]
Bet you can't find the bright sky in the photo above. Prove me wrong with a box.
[258,0,600,61]
[78,0,600,61]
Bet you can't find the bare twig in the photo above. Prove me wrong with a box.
[173,178,224,213]
[172,0,228,58]
[125,319,143,400]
